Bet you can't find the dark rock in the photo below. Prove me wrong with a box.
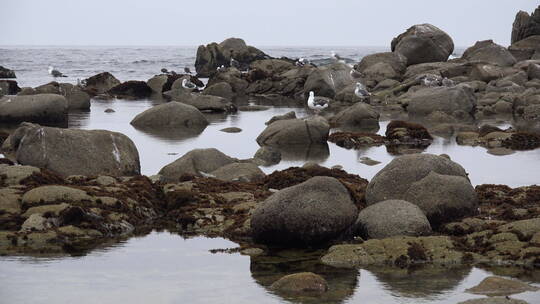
[528,63,540,80]
[0,66,16,78]
[462,40,517,67]
[253,146,281,166]
[82,72,121,95]
[511,6,540,44]
[206,68,249,94]
[385,120,433,142]
[391,24,454,65]
[265,111,296,125]
[107,81,152,99]
[238,105,269,111]
[0,94,68,123]
[270,272,328,295]
[356,52,408,82]
[0,80,21,95]
[328,132,385,149]
[220,127,242,133]
[251,176,357,246]
[356,199,432,239]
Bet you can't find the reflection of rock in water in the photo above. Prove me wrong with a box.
[338,124,380,135]
[366,264,471,298]
[275,143,330,162]
[478,265,540,284]
[132,124,207,141]
[250,249,359,304]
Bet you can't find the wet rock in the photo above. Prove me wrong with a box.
[253,146,281,166]
[511,6,540,44]
[256,117,330,146]
[501,132,540,150]
[206,68,249,94]
[176,93,236,113]
[407,86,476,119]
[356,199,432,239]
[0,165,40,185]
[403,172,478,226]
[0,66,16,78]
[146,74,168,94]
[159,148,237,182]
[209,162,265,182]
[0,80,21,95]
[107,81,152,99]
[356,52,408,82]
[9,123,140,177]
[304,62,353,98]
[366,153,468,205]
[328,132,385,149]
[329,103,380,130]
[359,157,381,166]
[202,82,234,99]
[219,127,242,133]
[270,272,328,295]
[458,297,529,304]
[82,72,121,95]
[130,102,208,128]
[104,108,115,113]
[60,83,91,110]
[487,147,515,156]
[195,38,270,77]
[462,40,517,67]
[20,214,56,232]
[466,276,539,296]
[0,187,22,217]
[251,176,357,246]
[0,94,68,123]
[385,120,432,144]
[391,24,454,65]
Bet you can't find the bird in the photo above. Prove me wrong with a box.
[331,51,343,61]
[48,66,67,77]
[216,65,225,71]
[230,58,240,69]
[307,91,329,114]
[184,67,192,74]
[419,74,441,87]
[442,77,455,87]
[181,78,197,89]
[296,58,310,66]
[161,68,169,74]
[354,82,370,100]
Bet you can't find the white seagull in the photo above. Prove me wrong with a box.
[182,78,197,89]
[296,58,310,66]
[419,74,441,87]
[354,82,370,100]
[48,66,67,77]
[307,91,329,114]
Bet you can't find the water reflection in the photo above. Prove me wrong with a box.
[275,143,330,162]
[132,124,207,141]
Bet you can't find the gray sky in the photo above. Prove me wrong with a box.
[1,0,537,47]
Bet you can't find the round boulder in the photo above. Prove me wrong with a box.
[130,102,208,128]
[391,24,454,65]
[329,102,380,130]
[82,72,121,95]
[462,40,517,67]
[251,176,357,246]
[0,94,68,123]
[270,272,328,295]
[256,117,330,146]
[158,148,237,182]
[356,200,432,239]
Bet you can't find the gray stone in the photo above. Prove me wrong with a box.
[21,186,92,206]
[210,162,265,182]
[158,148,237,182]
[329,102,380,129]
[466,276,539,296]
[0,94,68,123]
[21,214,56,232]
[175,93,236,113]
[458,297,529,304]
[256,117,329,146]
[265,111,296,125]
[202,82,234,99]
[407,86,476,118]
[391,24,454,65]
[462,40,517,67]
[0,165,40,185]
[82,72,121,94]
[303,62,353,98]
[528,63,540,80]
[146,75,168,94]
[130,102,208,128]
[253,146,281,166]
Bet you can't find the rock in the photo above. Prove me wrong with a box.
[20,214,56,232]
[219,127,242,133]
[130,102,208,128]
[22,203,71,218]
[175,93,236,113]
[0,187,22,215]
[202,82,234,99]
[21,185,92,207]
[60,83,91,110]
[391,24,454,65]
[146,74,168,94]
[9,123,140,177]
[456,132,480,145]
[251,176,357,246]
[356,52,408,82]
[253,146,281,166]
[458,297,529,304]
[265,111,296,125]
[82,72,121,95]
[385,120,433,143]
[359,157,381,166]
[528,63,540,80]
[206,68,249,94]
[466,276,539,296]
[0,80,21,95]
[329,103,380,130]
[0,66,16,78]
[469,64,505,82]
[0,94,68,123]
[195,38,270,77]
[107,81,152,99]
[210,162,265,182]
[104,108,115,113]
[238,105,269,111]
[462,40,517,67]
[256,117,330,146]
[270,272,328,295]
[509,35,540,61]
[158,148,237,182]
[356,200,432,239]
[0,165,40,185]
[407,86,476,118]
[303,62,353,98]
[366,153,468,205]
[511,6,540,44]
[374,79,400,90]
[403,172,478,226]
[497,218,540,240]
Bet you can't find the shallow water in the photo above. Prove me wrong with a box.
[0,232,538,304]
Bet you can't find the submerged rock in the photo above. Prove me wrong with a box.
[270,272,328,295]
[391,23,454,65]
[466,276,539,296]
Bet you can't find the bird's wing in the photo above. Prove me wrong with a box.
[313,98,328,106]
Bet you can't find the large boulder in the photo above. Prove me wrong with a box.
[146,74,168,94]
[256,117,330,146]
[251,176,357,246]
[175,93,236,113]
[0,80,21,95]
[356,52,407,82]
[303,62,353,98]
[202,82,234,100]
[30,82,90,110]
[407,86,476,118]
[511,6,540,44]
[130,102,208,128]
[508,35,540,61]
[462,40,517,67]
[158,148,237,182]
[356,200,432,239]
[82,72,121,95]
[391,24,454,65]
[206,68,250,94]
[195,38,270,77]
[329,102,380,130]
[7,123,140,177]
[365,154,469,205]
[403,172,478,226]
[107,81,152,99]
[0,94,68,123]
[0,66,16,78]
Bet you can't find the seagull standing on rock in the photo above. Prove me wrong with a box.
[48,66,67,77]
[307,91,329,114]
[354,82,371,101]
[182,78,197,90]
[296,58,310,66]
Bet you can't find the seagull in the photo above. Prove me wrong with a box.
[307,91,329,114]
[161,68,169,74]
[184,67,192,74]
[442,77,455,87]
[182,78,197,89]
[48,66,67,77]
[217,65,225,71]
[419,74,441,87]
[354,82,370,100]
[331,51,343,61]
[296,58,310,66]
[230,58,240,69]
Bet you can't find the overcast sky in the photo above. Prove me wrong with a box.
[1,0,537,47]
